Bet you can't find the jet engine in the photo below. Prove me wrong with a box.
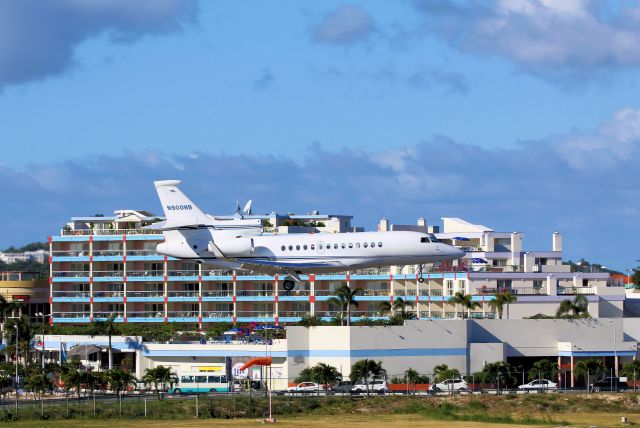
[209,237,254,257]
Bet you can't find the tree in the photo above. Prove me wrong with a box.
[556,294,590,318]
[621,360,640,388]
[488,296,505,319]
[433,364,460,383]
[142,366,178,400]
[404,368,429,393]
[632,267,640,288]
[448,292,480,319]
[25,370,52,400]
[501,291,517,319]
[327,285,364,326]
[477,361,517,388]
[298,314,324,328]
[380,298,416,324]
[107,368,137,397]
[574,359,605,388]
[312,363,341,395]
[94,313,118,370]
[60,359,83,399]
[4,316,34,367]
[528,359,559,382]
[350,359,385,396]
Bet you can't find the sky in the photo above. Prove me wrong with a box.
[0,0,638,271]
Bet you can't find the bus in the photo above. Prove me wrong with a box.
[169,372,230,394]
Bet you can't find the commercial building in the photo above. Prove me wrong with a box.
[0,271,49,321]
[49,209,624,325]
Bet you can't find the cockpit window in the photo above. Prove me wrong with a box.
[420,237,430,243]
[429,234,440,243]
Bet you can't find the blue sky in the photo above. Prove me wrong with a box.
[0,0,639,271]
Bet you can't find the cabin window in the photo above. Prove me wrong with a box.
[341,243,346,249]
[311,244,315,250]
[288,245,293,250]
[421,237,429,243]
[348,243,353,248]
[318,244,323,250]
[334,243,338,249]
[296,245,300,250]
[378,242,382,247]
[356,243,361,248]
[363,242,368,248]
[429,234,440,243]
[281,246,286,251]
[303,245,308,250]
[370,242,375,248]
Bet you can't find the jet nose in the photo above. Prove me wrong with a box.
[444,245,465,260]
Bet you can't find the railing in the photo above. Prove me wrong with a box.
[279,311,308,317]
[353,268,390,275]
[93,312,123,319]
[235,311,274,318]
[51,250,88,257]
[420,289,443,296]
[202,290,233,297]
[237,289,274,297]
[361,289,388,296]
[406,289,417,296]
[61,228,162,236]
[316,311,341,317]
[351,311,385,317]
[92,250,123,256]
[202,311,233,318]
[92,291,124,298]
[203,270,234,276]
[167,311,198,318]
[52,271,90,278]
[127,290,164,297]
[127,311,164,318]
[92,271,124,277]
[394,290,406,296]
[510,287,547,295]
[167,270,199,277]
[52,312,90,318]
[167,291,198,297]
[558,287,595,295]
[126,270,163,277]
[314,290,334,296]
[52,291,90,298]
[126,250,157,256]
[278,290,310,296]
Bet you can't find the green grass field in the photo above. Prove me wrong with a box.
[0,393,637,427]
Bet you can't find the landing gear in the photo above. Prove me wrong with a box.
[417,264,425,283]
[283,280,295,291]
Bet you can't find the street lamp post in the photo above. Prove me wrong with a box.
[36,312,50,369]
[14,325,19,389]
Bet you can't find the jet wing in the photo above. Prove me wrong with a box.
[237,259,344,279]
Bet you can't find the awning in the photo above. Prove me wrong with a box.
[67,344,102,357]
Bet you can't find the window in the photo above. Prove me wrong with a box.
[311,244,315,250]
[281,245,285,251]
[181,376,194,383]
[420,237,430,243]
[208,376,220,383]
[303,245,308,250]
[195,376,207,383]
[325,244,330,250]
[288,245,293,250]
[318,244,323,250]
[334,243,338,249]
[378,242,382,247]
[341,243,346,249]
[356,243,361,248]
[370,242,375,247]
[363,242,368,248]
[296,245,300,250]
[348,243,353,248]
[429,234,440,243]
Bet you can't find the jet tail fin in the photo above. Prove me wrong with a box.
[154,180,210,225]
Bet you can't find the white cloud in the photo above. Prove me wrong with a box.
[311,4,375,46]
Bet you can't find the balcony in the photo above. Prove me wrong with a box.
[557,286,595,295]
[61,228,162,236]
[52,291,90,298]
[52,271,90,278]
[93,291,124,298]
[167,270,199,277]
[127,270,163,277]
[92,250,123,256]
[237,289,273,297]
[278,289,310,296]
[314,290,335,296]
[361,289,388,296]
[167,311,198,318]
[202,311,233,318]
[126,250,157,256]
[92,270,124,277]
[167,291,198,298]
[53,312,90,319]
[509,287,547,296]
[127,290,164,298]
[93,312,124,319]
[127,311,164,319]
[235,311,273,318]
[202,290,233,297]
[279,311,308,317]
[419,289,443,296]
[52,250,88,257]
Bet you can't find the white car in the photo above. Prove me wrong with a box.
[430,378,468,392]
[287,382,321,393]
[351,379,388,393]
[518,379,557,390]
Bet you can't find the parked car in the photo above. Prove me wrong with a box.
[518,379,557,390]
[590,377,628,392]
[331,381,353,394]
[287,382,321,393]
[351,379,388,394]
[430,378,468,392]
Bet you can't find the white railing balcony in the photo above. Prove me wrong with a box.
[235,311,274,318]
[279,311,308,317]
[353,268,390,275]
[52,250,88,257]
[557,287,595,295]
[167,270,199,277]
[126,270,163,277]
[127,290,164,297]
[92,270,124,277]
[394,290,406,297]
[316,311,341,317]
[202,270,234,276]
[202,311,233,318]
[314,290,335,296]
[509,287,547,295]
[92,250,123,256]
[418,289,443,296]
[93,291,124,298]
[167,311,198,318]
[52,271,90,278]
[278,290,310,296]
[202,290,233,297]
[237,289,274,297]
[93,312,123,319]
[350,311,383,317]
[361,289,389,296]
[127,311,164,318]
[61,228,162,236]
[167,291,198,298]
[52,291,90,298]
[53,312,90,318]
[126,250,157,256]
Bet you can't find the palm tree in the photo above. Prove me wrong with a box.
[107,368,137,397]
[95,313,118,369]
[350,359,385,396]
[404,367,419,394]
[488,294,505,319]
[433,364,460,383]
[556,294,589,318]
[574,359,605,389]
[448,292,480,319]
[311,363,341,395]
[377,301,392,317]
[528,359,559,382]
[621,360,640,389]
[327,285,363,326]
[143,366,178,400]
[501,291,517,319]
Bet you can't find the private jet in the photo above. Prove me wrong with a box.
[150,180,464,290]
